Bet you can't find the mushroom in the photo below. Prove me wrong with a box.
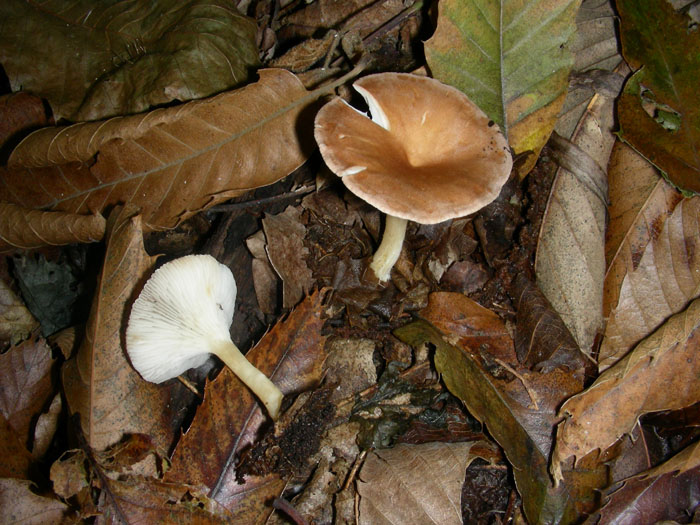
[314,72,512,282]
[126,254,283,420]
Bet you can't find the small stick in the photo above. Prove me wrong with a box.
[209,184,315,213]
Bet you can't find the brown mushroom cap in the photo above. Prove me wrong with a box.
[314,73,512,224]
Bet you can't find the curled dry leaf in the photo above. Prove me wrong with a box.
[0,278,38,346]
[589,441,700,524]
[604,142,683,318]
[0,202,105,252]
[1,68,319,241]
[535,89,616,355]
[0,337,55,445]
[553,297,700,482]
[0,478,68,525]
[425,0,581,173]
[357,441,492,525]
[599,196,700,370]
[165,291,327,519]
[0,0,259,122]
[62,206,182,452]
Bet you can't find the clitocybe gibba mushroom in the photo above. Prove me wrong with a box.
[314,72,512,282]
[126,254,283,420]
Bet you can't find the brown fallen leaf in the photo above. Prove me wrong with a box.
[604,141,683,318]
[553,297,700,482]
[0,478,68,524]
[0,203,106,252]
[599,196,700,370]
[0,336,55,445]
[62,206,183,452]
[0,278,38,346]
[32,393,61,459]
[165,290,328,519]
[0,92,49,151]
[397,293,600,524]
[0,415,33,479]
[357,441,494,525]
[536,88,617,354]
[262,205,314,309]
[1,68,321,240]
[589,441,700,525]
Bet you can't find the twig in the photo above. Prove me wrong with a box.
[342,449,368,491]
[273,497,309,525]
[209,184,315,213]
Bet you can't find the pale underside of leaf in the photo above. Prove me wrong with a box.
[0,0,259,121]
[357,441,483,525]
[604,142,683,318]
[425,0,581,172]
[61,206,176,452]
[553,297,700,480]
[2,69,317,233]
[599,196,700,371]
[536,91,615,354]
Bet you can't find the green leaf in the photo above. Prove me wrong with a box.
[0,0,259,122]
[425,0,581,172]
[616,0,700,194]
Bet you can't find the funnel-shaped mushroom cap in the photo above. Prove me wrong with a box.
[126,254,236,383]
[314,73,512,224]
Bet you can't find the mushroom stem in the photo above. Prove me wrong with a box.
[211,340,283,420]
[369,214,408,282]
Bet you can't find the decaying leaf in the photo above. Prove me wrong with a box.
[0,279,38,346]
[604,141,683,317]
[0,478,68,524]
[0,92,49,150]
[0,0,259,121]
[396,292,599,524]
[0,336,55,446]
[591,440,700,524]
[165,291,328,518]
[0,203,105,252]
[262,206,314,309]
[555,0,622,138]
[425,0,581,172]
[0,414,33,479]
[32,393,62,459]
[616,0,700,193]
[2,68,320,240]
[599,196,700,370]
[553,297,700,481]
[357,441,492,525]
[535,88,617,354]
[62,206,182,452]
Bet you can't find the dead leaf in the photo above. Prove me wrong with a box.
[0,278,38,346]
[50,450,90,501]
[0,336,55,444]
[553,297,700,481]
[511,273,591,377]
[555,0,622,138]
[604,141,683,318]
[0,92,49,151]
[535,89,617,354]
[0,478,68,524]
[165,290,328,518]
[32,393,62,459]
[397,293,600,524]
[263,206,314,309]
[0,0,259,122]
[591,441,700,524]
[599,196,700,370]
[0,415,33,479]
[62,206,182,451]
[246,230,279,314]
[357,441,490,525]
[1,68,320,240]
[0,203,105,252]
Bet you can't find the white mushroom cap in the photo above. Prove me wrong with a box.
[126,254,236,382]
